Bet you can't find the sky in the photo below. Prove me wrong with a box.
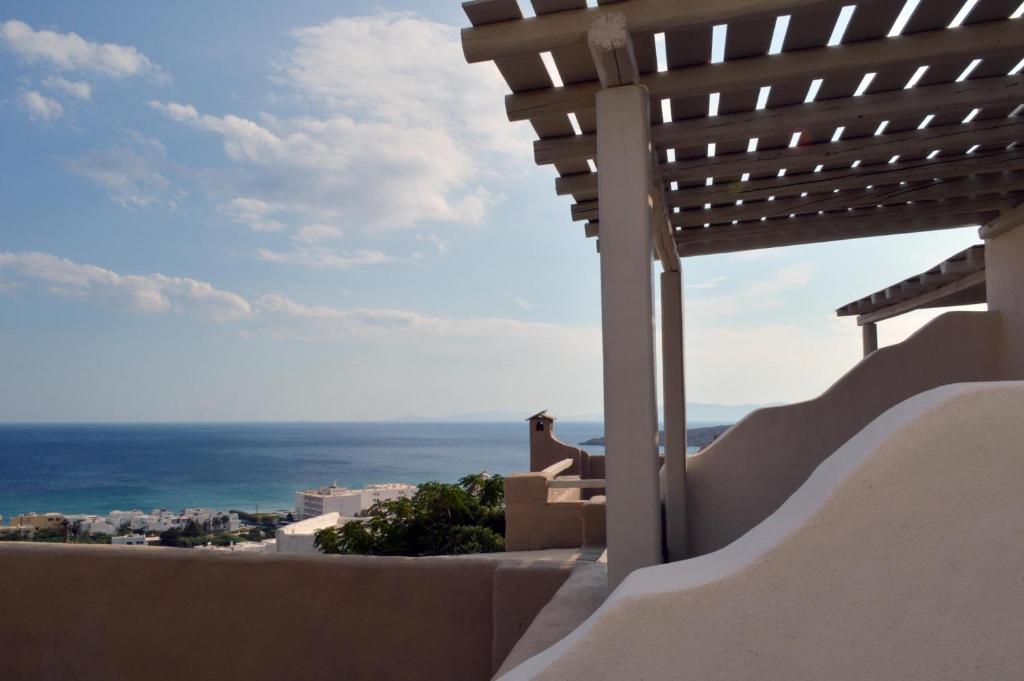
[0,1,986,422]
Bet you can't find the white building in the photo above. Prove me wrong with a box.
[275,512,365,555]
[294,482,416,520]
[64,515,116,536]
[105,508,239,533]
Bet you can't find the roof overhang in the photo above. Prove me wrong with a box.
[461,0,1024,257]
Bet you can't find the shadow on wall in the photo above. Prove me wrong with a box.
[685,310,1004,556]
[0,545,571,681]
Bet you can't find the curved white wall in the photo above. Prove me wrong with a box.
[500,381,1024,680]
[686,310,1002,555]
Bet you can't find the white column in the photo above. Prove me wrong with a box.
[597,84,663,588]
[984,213,1024,377]
[862,322,878,357]
[660,269,688,561]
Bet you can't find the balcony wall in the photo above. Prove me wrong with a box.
[497,381,1024,681]
[686,310,1003,556]
[0,544,571,681]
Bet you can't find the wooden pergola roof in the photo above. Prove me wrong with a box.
[836,243,986,323]
[461,0,1024,258]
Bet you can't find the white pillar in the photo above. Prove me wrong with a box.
[984,215,1024,377]
[597,84,663,588]
[862,322,878,357]
[660,269,688,561]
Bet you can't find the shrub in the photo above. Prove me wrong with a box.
[314,472,505,557]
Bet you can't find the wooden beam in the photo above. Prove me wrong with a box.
[668,149,1024,209]
[572,199,598,221]
[556,118,1022,197]
[979,200,1024,239]
[535,75,1024,167]
[587,12,638,88]
[461,0,848,64]
[857,270,987,325]
[674,210,1001,257]
[650,174,680,272]
[676,172,1024,226]
[661,118,1023,183]
[676,195,1019,245]
[505,20,1024,121]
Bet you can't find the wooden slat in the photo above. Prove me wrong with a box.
[662,117,1023,183]
[668,148,1024,209]
[461,0,859,63]
[675,210,1000,256]
[857,270,987,324]
[676,194,1020,244]
[677,172,1024,225]
[534,75,1024,166]
[504,19,1024,121]
[556,118,1024,194]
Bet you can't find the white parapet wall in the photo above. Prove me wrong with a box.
[499,381,1024,681]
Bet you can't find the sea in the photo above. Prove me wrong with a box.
[0,421,714,519]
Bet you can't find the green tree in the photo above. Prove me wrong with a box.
[314,472,505,557]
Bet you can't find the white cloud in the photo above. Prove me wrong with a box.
[511,296,532,310]
[64,135,178,209]
[690,275,727,290]
[277,12,524,157]
[17,89,63,121]
[150,99,503,231]
[42,75,91,100]
[688,264,815,319]
[255,293,602,353]
[147,12,525,236]
[293,224,343,244]
[0,19,167,82]
[218,197,285,232]
[416,233,450,255]
[257,246,397,270]
[0,251,251,322]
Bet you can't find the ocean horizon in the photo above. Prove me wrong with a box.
[0,421,719,519]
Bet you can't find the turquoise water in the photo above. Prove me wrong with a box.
[0,421,717,518]
[0,422,607,517]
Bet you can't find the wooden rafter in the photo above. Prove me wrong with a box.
[462,0,1024,258]
[461,0,851,64]
[536,76,1024,168]
[674,210,1000,256]
[556,118,1024,197]
[668,148,1024,210]
[677,172,1024,226]
[505,20,1024,121]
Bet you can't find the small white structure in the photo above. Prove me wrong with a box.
[276,512,364,555]
[295,482,415,520]
[111,534,146,546]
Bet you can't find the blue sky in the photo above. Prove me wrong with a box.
[0,2,984,422]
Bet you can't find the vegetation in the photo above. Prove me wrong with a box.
[314,473,505,557]
[0,521,112,544]
[157,520,239,548]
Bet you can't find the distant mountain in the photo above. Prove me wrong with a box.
[686,402,772,423]
[399,402,770,423]
[579,424,732,448]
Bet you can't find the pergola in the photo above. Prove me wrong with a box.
[837,244,987,355]
[461,0,1024,586]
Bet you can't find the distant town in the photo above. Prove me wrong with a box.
[0,481,417,555]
